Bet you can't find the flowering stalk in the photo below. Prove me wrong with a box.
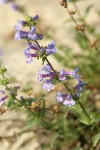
[14,14,95,123]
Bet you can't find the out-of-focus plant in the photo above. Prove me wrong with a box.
[0,0,26,13]
[55,0,100,89]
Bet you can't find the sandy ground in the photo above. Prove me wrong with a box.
[0,0,100,149]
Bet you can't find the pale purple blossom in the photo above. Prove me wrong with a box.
[56,92,75,107]
[43,81,54,91]
[24,42,39,63]
[38,64,57,82]
[10,2,21,11]
[63,94,75,107]
[75,81,86,97]
[15,25,43,41]
[59,70,67,81]
[72,68,81,81]
[42,64,52,72]
[15,25,28,40]
[56,92,64,102]
[59,68,81,81]
[46,41,56,55]
[28,26,43,40]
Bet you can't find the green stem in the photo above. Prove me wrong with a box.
[78,100,91,120]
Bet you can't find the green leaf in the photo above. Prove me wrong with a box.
[94,111,100,123]
[92,133,100,147]
[72,103,91,125]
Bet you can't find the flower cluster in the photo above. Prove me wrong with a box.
[15,25,43,41]
[15,15,56,63]
[14,14,86,107]
[56,68,85,106]
[38,64,57,91]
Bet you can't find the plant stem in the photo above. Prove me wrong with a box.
[66,4,100,51]
[78,100,91,120]
[66,6,91,44]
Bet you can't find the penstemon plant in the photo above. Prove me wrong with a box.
[0,0,100,149]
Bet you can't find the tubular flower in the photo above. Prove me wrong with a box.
[63,94,75,107]
[59,70,67,81]
[38,64,57,91]
[24,42,40,63]
[38,64,57,82]
[56,92,75,107]
[43,80,54,91]
[10,2,22,11]
[15,26,43,41]
[15,25,28,40]
[75,81,86,97]
[46,41,56,55]
[59,68,81,81]
[28,26,43,41]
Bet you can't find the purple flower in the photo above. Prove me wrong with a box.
[28,26,43,41]
[46,41,56,55]
[59,68,81,81]
[24,42,39,63]
[59,70,67,81]
[38,70,53,82]
[10,2,21,11]
[0,90,8,106]
[38,64,57,91]
[63,94,75,107]
[15,25,43,41]
[19,20,27,27]
[72,68,81,81]
[75,81,86,97]
[38,64,56,82]
[28,26,37,40]
[33,15,39,21]
[43,80,54,91]
[15,25,28,40]
[56,92,64,102]
[56,92,75,107]
[42,64,52,72]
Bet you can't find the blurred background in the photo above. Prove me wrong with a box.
[0,0,100,150]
